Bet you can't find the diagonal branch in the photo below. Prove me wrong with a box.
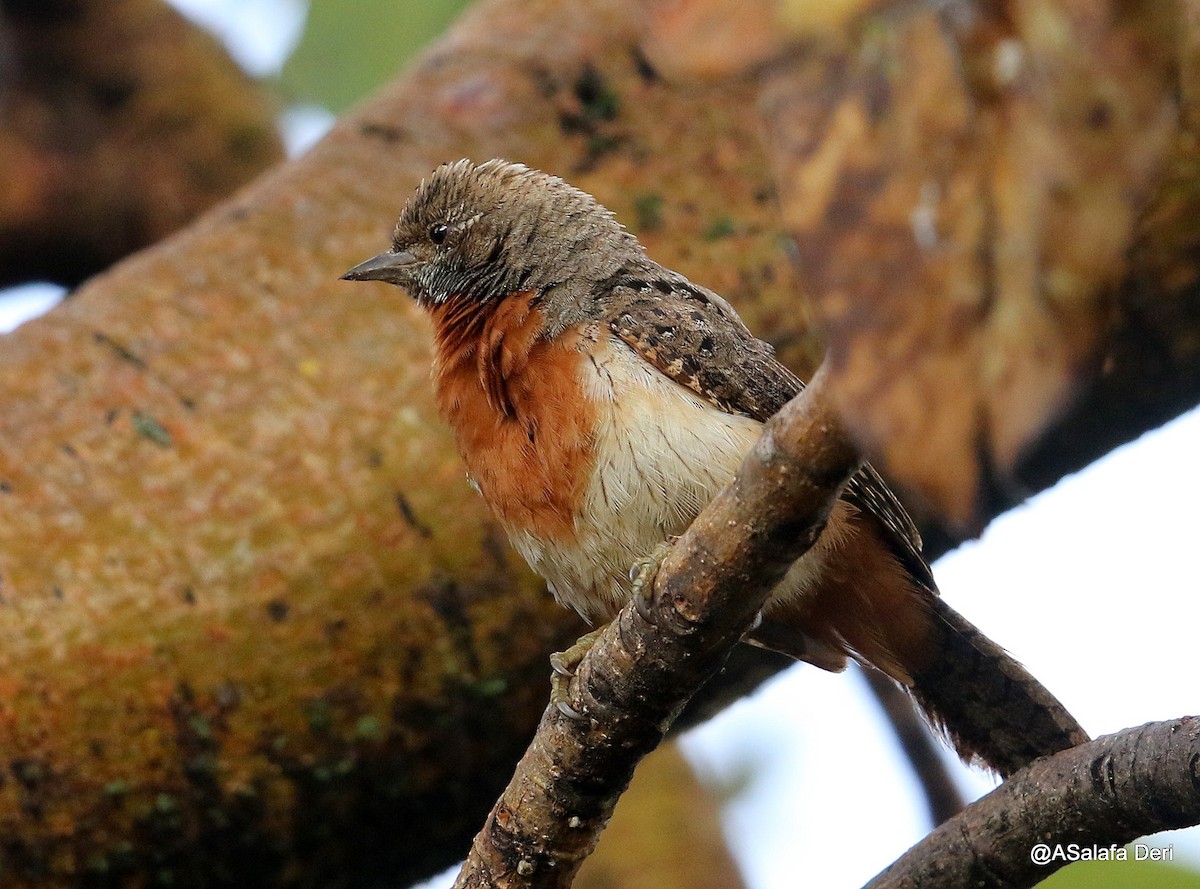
[452,363,862,889]
[864,716,1200,889]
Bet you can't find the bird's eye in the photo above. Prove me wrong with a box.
[429,223,449,245]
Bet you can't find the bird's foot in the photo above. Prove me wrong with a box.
[629,540,676,622]
[549,626,606,720]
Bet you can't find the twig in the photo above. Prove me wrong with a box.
[451,364,862,889]
[864,716,1200,889]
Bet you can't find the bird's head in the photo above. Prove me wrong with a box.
[342,158,639,308]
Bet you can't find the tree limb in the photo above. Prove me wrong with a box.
[452,364,862,888]
[864,716,1200,889]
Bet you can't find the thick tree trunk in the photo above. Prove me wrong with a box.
[575,744,747,889]
[0,0,1197,886]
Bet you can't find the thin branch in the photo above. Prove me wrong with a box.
[451,364,863,889]
[861,667,966,827]
[864,716,1200,889]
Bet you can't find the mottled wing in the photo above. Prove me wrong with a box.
[600,272,934,591]
[601,274,798,417]
[843,465,934,590]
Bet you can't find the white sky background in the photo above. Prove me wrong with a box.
[3,4,1198,887]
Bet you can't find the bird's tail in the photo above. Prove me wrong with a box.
[904,596,1088,777]
[752,526,1088,776]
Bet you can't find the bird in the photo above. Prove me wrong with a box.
[343,158,1087,777]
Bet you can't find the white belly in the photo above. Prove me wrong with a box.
[508,336,842,623]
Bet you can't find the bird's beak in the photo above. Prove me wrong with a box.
[340,249,418,285]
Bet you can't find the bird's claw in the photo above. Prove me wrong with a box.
[556,700,586,721]
[549,627,605,721]
[629,540,676,622]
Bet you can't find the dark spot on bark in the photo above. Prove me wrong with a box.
[558,111,589,135]
[394,492,433,539]
[574,65,619,122]
[93,78,136,110]
[631,46,659,83]
[367,449,383,468]
[1086,100,1112,130]
[93,331,148,370]
[325,618,348,643]
[358,122,410,143]
[1089,753,1118,796]
[181,586,196,605]
[11,759,42,789]
[266,599,290,622]
[104,408,120,425]
[753,184,777,204]
[0,480,10,493]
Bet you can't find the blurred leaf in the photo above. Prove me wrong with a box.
[281,0,473,111]
[1037,855,1200,888]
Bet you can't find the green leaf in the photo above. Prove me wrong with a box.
[1036,855,1200,888]
[281,0,474,111]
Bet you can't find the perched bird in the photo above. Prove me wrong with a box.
[344,159,1087,776]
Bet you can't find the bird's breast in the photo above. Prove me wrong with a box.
[430,312,826,624]
[429,294,598,543]
[517,332,770,621]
